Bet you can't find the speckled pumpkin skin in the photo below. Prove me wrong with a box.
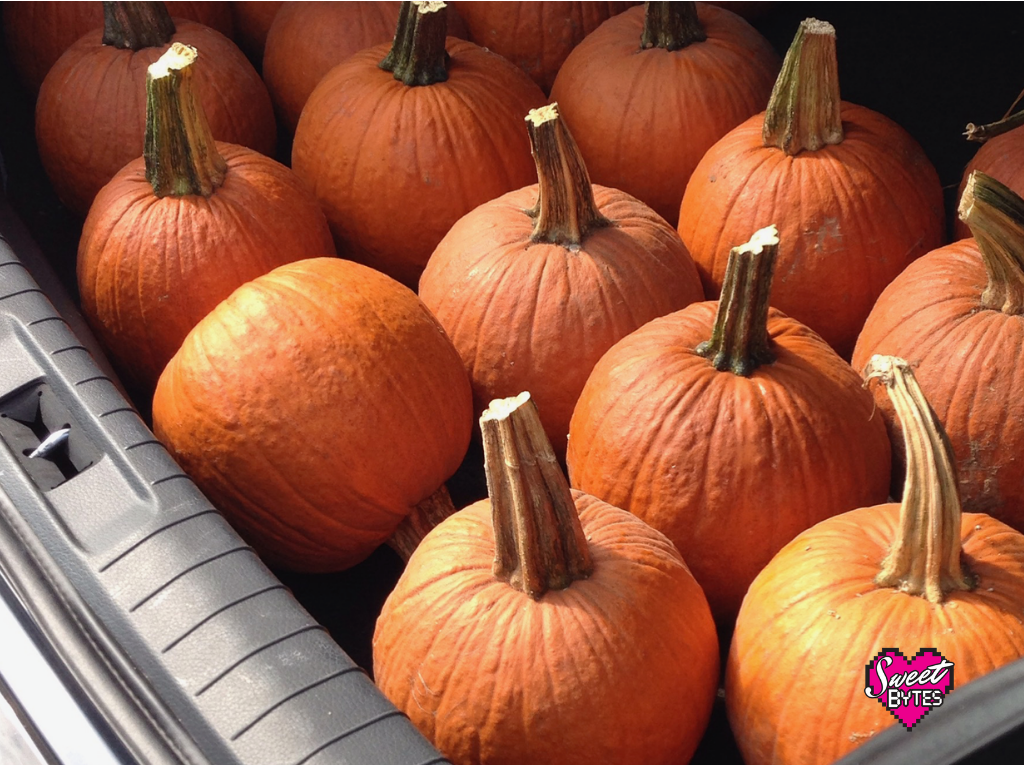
[728,506,1024,764]
[678,103,945,359]
[852,239,1024,529]
[373,491,719,764]
[568,303,892,622]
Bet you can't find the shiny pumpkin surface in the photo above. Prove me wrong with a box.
[36,20,275,218]
[568,303,892,621]
[550,2,779,225]
[955,127,1024,240]
[678,103,945,359]
[152,258,473,572]
[728,505,1024,764]
[292,38,545,288]
[78,142,335,395]
[373,491,719,764]
[852,240,1024,528]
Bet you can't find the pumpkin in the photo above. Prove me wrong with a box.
[455,1,638,94]
[2,0,233,94]
[230,1,283,67]
[373,392,719,764]
[955,114,1024,240]
[36,1,275,218]
[852,172,1024,530]
[77,43,334,398]
[727,356,1024,764]
[262,1,469,136]
[151,257,474,573]
[292,1,545,288]
[550,1,779,226]
[678,18,945,359]
[419,103,704,457]
[567,225,892,622]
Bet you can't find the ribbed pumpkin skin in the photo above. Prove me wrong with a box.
[36,21,275,218]
[678,104,945,359]
[292,39,545,288]
[152,259,473,573]
[728,506,1024,764]
[549,3,779,226]
[954,127,1024,240]
[456,1,638,93]
[567,304,891,620]
[419,185,704,456]
[2,1,234,93]
[78,143,335,395]
[374,491,719,764]
[851,241,1024,528]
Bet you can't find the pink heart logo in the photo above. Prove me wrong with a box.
[864,648,955,730]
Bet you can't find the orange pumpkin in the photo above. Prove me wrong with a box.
[230,1,283,66]
[2,0,233,93]
[374,392,719,764]
[955,119,1024,240]
[678,18,945,358]
[550,2,779,226]
[36,1,274,217]
[152,258,474,572]
[567,225,891,622]
[292,1,545,288]
[852,172,1024,529]
[727,356,1024,764]
[77,43,334,398]
[455,1,638,93]
[419,103,704,456]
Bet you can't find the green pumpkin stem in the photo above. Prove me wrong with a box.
[483,393,593,599]
[959,171,1024,315]
[641,2,706,51]
[379,0,449,87]
[762,18,843,155]
[865,356,975,603]
[696,225,779,376]
[388,484,457,562]
[145,43,227,198]
[102,1,175,50]
[526,104,611,246]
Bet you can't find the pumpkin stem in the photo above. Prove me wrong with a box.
[965,108,1024,143]
[102,1,176,50]
[696,225,779,376]
[762,18,843,155]
[864,356,975,603]
[526,104,611,247]
[379,0,450,87]
[958,171,1024,315]
[641,2,706,51]
[388,485,457,562]
[145,43,227,198]
[482,392,593,599]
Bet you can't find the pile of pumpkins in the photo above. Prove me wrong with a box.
[9,0,1024,763]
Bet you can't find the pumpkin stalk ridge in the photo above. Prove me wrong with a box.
[102,1,176,51]
[959,171,1024,315]
[865,356,975,603]
[482,393,593,599]
[762,18,843,155]
[640,2,707,52]
[379,0,450,87]
[388,485,457,562]
[145,43,228,199]
[696,225,779,376]
[526,104,611,247]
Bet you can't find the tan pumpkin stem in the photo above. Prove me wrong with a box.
[379,1,449,87]
[865,356,975,604]
[387,485,457,562]
[762,18,843,155]
[641,2,706,51]
[696,225,779,376]
[145,43,227,198]
[965,108,1024,143]
[526,104,611,247]
[482,392,593,599]
[958,171,1024,315]
[103,1,175,50]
